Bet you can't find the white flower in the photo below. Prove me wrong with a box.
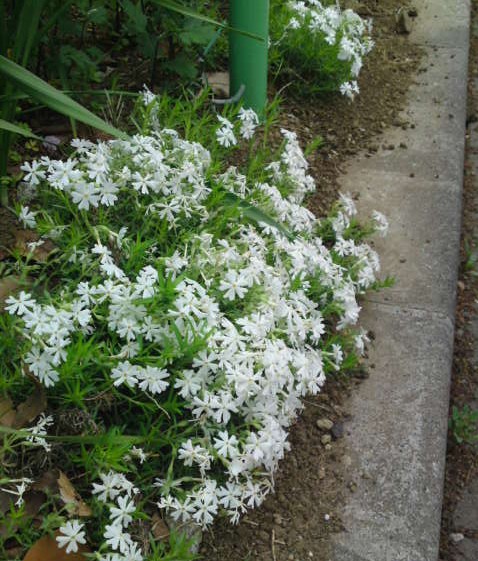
[71,182,100,210]
[136,366,169,395]
[5,291,35,316]
[21,160,45,185]
[111,361,139,387]
[218,270,249,300]
[110,495,136,527]
[216,116,237,147]
[18,205,37,228]
[238,108,259,139]
[56,519,86,554]
[104,523,133,553]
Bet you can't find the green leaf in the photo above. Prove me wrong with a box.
[223,192,294,240]
[0,119,41,140]
[164,52,198,79]
[122,0,148,34]
[179,20,216,46]
[0,56,128,141]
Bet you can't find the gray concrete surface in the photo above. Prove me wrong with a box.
[330,0,471,559]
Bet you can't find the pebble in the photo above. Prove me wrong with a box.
[273,513,283,526]
[316,418,334,430]
[450,532,465,543]
[319,467,326,479]
[321,434,332,445]
[331,421,344,440]
[342,455,352,467]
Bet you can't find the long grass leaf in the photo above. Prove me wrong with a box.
[223,192,293,239]
[0,56,128,140]
[150,0,263,41]
[0,119,41,140]
[13,0,46,66]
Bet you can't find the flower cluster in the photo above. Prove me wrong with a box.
[275,0,374,98]
[5,95,386,559]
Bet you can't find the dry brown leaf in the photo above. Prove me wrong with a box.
[57,471,92,517]
[13,389,47,429]
[0,276,22,309]
[23,534,91,561]
[14,230,57,263]
[0,395,16,428]
[151,512,170,541]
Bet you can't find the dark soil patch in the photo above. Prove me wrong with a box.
[439,1,478,557]
[200,1,423,560]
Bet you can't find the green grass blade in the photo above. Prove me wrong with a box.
[0,56,128,140]
[12,0,46,66]
[223,192,294,240]
[150,0,263,41]
[0,119,41,140]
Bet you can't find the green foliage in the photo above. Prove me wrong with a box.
[268,0,373,97]
[449,404,478,444]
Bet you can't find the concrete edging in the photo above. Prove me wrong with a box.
[330,1,471,560]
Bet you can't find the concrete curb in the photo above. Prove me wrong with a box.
[330,1,470,560]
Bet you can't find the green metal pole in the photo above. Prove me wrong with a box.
[229,0,269,117]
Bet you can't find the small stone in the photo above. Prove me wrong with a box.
[273,513,283,525]
[396,9,412,33]
[321,434,332,445]
[325,443,332,451]
[331,422,344,440]
[316,418,334,431]
[342,455,352,468]
[324,513,331,521]
[450,532,464,543]
[289,555,295,560]
[319,467,326,479]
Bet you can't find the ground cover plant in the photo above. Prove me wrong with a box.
[269,0,374,98]
[0,87,389,560]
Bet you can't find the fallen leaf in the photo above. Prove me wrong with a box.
[23,534,91,561]
[13,389,47,429]
[57,471,92,517]
[0,276,22,310]
[0,396,16,428]
[151,512,170,541]
[14,230,57,263]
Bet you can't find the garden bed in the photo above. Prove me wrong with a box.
[0,1,423,560]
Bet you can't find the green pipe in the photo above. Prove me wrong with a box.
[229,0,269,117]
